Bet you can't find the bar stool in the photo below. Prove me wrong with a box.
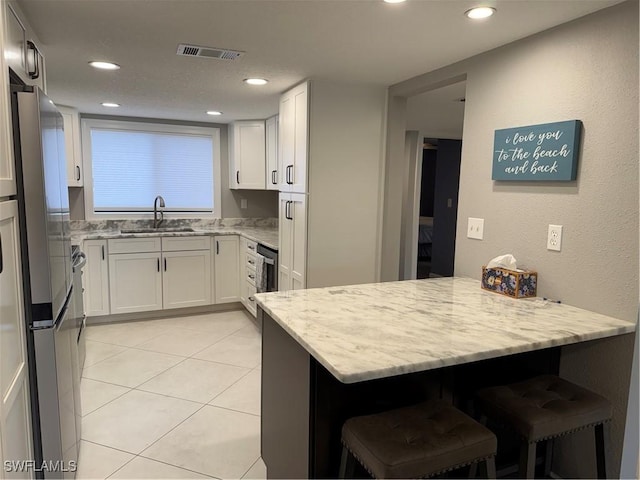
[475,375,612,479]
[339,399,497,479]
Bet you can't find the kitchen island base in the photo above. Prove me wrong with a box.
[260,310,562,479]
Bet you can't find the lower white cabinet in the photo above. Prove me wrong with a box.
[83,239,110,316]
[239,236,258,316]
[109,252,163,315]
[279,193,307,291]
[162,249,211,309]
[214,235,240,303]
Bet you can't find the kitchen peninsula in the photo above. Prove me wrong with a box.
[255,277,636,479]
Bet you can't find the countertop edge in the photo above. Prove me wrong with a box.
[74,228,278,251]
[256,300,636,384]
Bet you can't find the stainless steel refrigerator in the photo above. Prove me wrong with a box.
[10,84,82,479]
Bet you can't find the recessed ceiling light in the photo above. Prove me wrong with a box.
[244,78,268,86]
[383,0,406,3]
[206,110,223,116]
[89,61,121,70]
[465,6,496,19]
[101,102,120,108]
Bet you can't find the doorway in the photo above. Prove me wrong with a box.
[402,81,466,280]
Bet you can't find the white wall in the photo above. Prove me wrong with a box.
[306,80,387,288]
[385,1,638,477]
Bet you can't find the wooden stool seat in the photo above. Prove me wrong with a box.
[476,375,612,478]
[340,400,497,479]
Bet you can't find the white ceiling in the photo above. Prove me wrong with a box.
[17,0,623,124]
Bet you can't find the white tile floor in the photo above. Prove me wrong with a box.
[77,310,266,480]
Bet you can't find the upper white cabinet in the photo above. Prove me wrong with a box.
[229,121,266,190]
[265,115,279,191]
[278,81,308,193]
[58,107,83,187]
[4,2,46,92]
[0,3,16,197]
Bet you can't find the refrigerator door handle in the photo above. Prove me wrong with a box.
[0,232,3,274]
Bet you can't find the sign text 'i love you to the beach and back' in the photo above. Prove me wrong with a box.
[492,120,582,181]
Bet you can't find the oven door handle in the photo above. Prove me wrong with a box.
[262,257,275,266]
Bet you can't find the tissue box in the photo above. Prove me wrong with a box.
[481,266,537,298]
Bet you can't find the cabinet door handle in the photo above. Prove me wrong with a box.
[76,166,81,181]
[248,296,255,302]
[272,170,277,184]
[248,274,255,280]
[248,244,255,251]
[157,258,160,272]
[236,171,240,185]
[101,245,105,260]
[286,165,294,184]
[216,241,219,255]
[164,258,167,271]
[0,233,3,274]
[248,259,255,265]
[27,41,40,79]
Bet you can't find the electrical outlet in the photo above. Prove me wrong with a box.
[240,198,248,209]
[467,217,484,240]
[547,224,563,251]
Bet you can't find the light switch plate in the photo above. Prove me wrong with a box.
[467,217,484,240]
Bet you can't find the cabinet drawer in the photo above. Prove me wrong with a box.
[245,240,257,254]
[245,252,257,268]
[246,266,257,286]
[162,236,210,252]
[109,237,161,254]
[246,282,257,316]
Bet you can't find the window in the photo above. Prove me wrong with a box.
[82,119,221,218]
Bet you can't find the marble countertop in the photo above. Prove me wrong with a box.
[73,226,279,250]
[254,277,636,384]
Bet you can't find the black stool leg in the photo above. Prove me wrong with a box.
[519,442,536,479]
[595,423,610,479]
[544,439,554,477]
[339,445,356,479]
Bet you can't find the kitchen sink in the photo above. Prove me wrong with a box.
[120,227,195,234]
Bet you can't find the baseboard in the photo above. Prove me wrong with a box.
[86,302,244,325]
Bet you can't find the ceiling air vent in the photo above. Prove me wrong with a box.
[176,44,244,60]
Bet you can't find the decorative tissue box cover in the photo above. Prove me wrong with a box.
[481,267,537,298]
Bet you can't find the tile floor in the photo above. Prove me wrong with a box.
[77,310,266,480]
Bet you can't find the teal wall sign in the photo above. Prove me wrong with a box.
[492,120,582,181]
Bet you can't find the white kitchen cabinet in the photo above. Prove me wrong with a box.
[0,200,33,474]
[229,121,266,190]
[278,82,308,193]
[279,193,307,291]
[213,235,240,303]
[4,2,45,92]
[109,252,163,315]
[0,3,16,198]
[162,249,211,309]
[239,236,258,316]
[58,107,83,187]
[83,240,110,316]
[265,115,279,191]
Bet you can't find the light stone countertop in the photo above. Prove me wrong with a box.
[72,226,278,251]
[254,277,636,384]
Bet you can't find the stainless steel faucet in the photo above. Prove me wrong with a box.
[153,195,165,228]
